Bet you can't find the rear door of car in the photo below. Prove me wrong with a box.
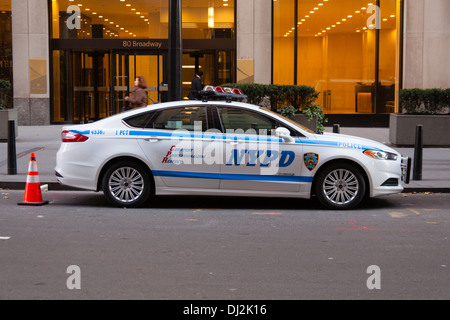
[134,105,221,189]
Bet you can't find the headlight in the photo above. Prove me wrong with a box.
[363,150,398,161]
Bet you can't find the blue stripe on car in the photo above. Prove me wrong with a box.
[153,170,314,183]
[71,129,382,151]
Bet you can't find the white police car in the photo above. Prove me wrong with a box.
[55,87,410,209]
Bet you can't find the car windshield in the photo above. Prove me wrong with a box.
[261,108,316,134]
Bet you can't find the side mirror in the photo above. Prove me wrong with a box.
[275,127,295,143]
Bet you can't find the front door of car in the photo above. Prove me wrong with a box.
[137,105,221,189]
[215,106,303,193]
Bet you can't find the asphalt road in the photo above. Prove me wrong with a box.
[0,190,449,301]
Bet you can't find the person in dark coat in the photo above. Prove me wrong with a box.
[125,76,148,109]
[188,70,204,100]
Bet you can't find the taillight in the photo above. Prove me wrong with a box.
[61,130,89,143]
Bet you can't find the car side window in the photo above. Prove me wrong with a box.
[217,107,281,136]
[147,106,208,132]
[123,111,157,128]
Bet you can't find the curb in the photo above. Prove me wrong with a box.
[1,182,450,194]
[403,187,450,194]
[0,182,84,191]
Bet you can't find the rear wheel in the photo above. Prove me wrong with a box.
[102,161,152,208]
[315,162,366,210]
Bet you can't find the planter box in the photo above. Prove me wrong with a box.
[0,109,18,142]
[389,113,450,147]
[292,114,318,132]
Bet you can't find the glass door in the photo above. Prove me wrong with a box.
[111,52,130,114]
[134,53,166,104]
[112,51,166,113]
[182,50,235,100]
[71,51,111,123]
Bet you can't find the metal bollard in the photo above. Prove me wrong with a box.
[412,125,423,181]
[7,120,17,175]
[333,124,340,134]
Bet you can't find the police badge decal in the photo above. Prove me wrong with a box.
[303,153,319,172]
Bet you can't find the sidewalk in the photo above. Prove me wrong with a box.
[1,125,449,192]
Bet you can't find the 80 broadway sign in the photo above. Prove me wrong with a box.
[122,40,163,49]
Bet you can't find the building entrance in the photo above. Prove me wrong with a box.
[53,50,166,124]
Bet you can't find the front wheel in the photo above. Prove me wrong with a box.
[102,161,152,208]
[315,162,366,210]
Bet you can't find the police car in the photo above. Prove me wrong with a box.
[55,86,410,210]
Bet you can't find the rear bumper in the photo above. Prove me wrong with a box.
[55,147,99,191]
[54,169,98,191]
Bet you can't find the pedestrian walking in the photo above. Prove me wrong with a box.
[125,76,148,109]
[188,70,204,100]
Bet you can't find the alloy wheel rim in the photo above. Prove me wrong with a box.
[109,167,144,203]
[323,169,359,205]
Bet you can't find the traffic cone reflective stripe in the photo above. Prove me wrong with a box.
[18,153,49,206]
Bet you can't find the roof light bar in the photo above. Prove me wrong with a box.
[200,85,247,102]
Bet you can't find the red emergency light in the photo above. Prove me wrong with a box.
[200,85,247,102]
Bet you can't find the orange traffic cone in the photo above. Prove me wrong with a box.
[18,153,49,206]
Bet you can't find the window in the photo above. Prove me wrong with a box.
[123,111,157,128]
[217,107,281,136]
[0,1,12,109]
[148,106,208,131]
[51,0,168,39]
[273,0,400,114]
[182,0,235,40]
[51,0,235,40]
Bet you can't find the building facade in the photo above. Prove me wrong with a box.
[0,0,448,125]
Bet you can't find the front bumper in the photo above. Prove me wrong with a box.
[369,155,411,197]
[401,156,411,184]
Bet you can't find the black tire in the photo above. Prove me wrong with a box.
[102,161,152,208]
[315,162,366,210]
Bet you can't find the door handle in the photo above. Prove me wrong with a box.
[144,138,160,143]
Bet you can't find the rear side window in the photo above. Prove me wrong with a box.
[123,111,157,128]
[147,106,208,132]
